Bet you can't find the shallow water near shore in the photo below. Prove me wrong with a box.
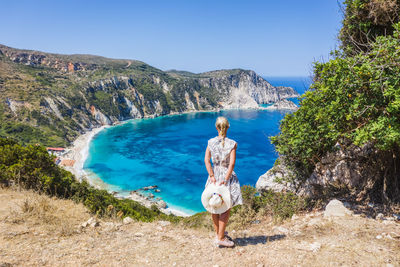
[84,77,311,215]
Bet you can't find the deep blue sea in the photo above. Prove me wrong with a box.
[84,77,312,215]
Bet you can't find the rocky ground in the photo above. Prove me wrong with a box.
[0,188,399,266]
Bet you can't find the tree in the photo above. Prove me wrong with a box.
[270,22,400,203]
[339,0,400,55]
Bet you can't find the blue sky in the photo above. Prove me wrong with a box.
[0,0,342,76]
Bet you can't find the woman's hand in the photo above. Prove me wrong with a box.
[219,179,228,186]
[210,175,216,184]
[218,144,236,186]
[205,146,216,184]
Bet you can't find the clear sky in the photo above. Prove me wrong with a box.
[0,0,342,76]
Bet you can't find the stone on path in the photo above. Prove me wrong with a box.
[309,242,321,252]
[81,217,100,228]
[123,217,134,225]
[103,222,118,231]
[324,199,352,218]
[297,241,322,252]
[158,220,171,227]
[273,226,289,235]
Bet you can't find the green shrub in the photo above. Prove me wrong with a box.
[257,190,306,221]
[230,186,306,228]
[180,212,212,229]
[339,0,400,55]
[271,23,400,184]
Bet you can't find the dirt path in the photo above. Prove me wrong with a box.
[0,188,399,266]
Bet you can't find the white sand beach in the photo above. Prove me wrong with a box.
[63,125,109,180]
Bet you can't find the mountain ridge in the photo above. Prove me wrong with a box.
[0,44,299,146]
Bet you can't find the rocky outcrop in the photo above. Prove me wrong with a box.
[264,99,298,111]
[5,98,24,115]
[257,138,400,203]
[0,44,97,72]
[89,106,111,125]
[197,70,299,109]
[274,86,300,99]
[323,199,353,218]
[256,163,296,193]
[44,97,64,120]
[124,97,143,119]
[299,140,400,202]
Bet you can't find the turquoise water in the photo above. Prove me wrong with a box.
[84,77,311,215]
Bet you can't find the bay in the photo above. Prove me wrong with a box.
[84,77,311,215]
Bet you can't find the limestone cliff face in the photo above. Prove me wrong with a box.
[82,72,298,125]
[197,70,298,109]
[0,44,97,72]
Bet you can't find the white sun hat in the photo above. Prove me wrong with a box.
[201,183,232,214]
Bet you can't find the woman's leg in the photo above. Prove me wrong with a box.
[218,209,230,240]
[212,213,219,236]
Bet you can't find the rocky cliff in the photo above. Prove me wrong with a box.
[256,138,400,204]
[264,99,299,111]
[0,44,299,146]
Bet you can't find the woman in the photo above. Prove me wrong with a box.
[204,116,243,247]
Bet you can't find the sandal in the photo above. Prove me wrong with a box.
[216,237,234,247]
[214,231,230,242]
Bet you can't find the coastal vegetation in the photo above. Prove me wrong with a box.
[229,185,306,228]
[0,137,179,222]
[181,185,306,229]
[339,0,400,55]
[271,0,400,203]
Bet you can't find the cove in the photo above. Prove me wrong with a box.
[84,109,292,215]
[84,77,311,215]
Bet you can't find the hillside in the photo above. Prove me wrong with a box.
[0,44,298,147]
[1,187,399,266]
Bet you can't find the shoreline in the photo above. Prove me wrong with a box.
[64,125,109,180]
[62,122,193,217]
[62,103,297,218]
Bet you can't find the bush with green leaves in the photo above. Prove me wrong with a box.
[339,0,400,55]
[230,185,306,228]
[270,24,400,202]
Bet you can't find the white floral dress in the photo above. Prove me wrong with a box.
[205,136,243,208]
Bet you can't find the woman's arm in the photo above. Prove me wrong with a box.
[204,146,216,184]
[220,143,237,185]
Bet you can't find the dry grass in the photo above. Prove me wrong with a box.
[0,187,399,266]
[1,187,90,237]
